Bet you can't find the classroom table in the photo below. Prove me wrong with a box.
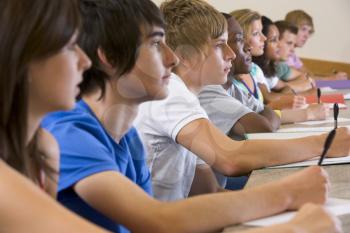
[222,91,350,232]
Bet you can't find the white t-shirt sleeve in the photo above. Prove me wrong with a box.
[253,65,274,92]
[137,74,208,141]
[265,76,279,90]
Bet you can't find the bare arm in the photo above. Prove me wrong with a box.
[281,104,329,124]
[74,166,330,233]
[176,118,350,176]
[0,161,110,233]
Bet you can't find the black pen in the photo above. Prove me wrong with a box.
[317,88,321,104]
[291,88,297,96]
[334,103,339,129]
[318,129,337,166]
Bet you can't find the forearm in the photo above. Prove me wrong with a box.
[280,109,308,124]
[160,181,292,233]
[227,136,322,174]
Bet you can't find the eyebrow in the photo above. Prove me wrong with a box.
[147,31,165,38]
[214,38,226,43]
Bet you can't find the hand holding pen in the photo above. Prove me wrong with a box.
[318,103,342,165]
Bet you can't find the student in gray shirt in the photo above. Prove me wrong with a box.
[199,13,280,140]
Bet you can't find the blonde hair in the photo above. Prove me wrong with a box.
[160,0,226,58]
[230,9,261,43]
[285,10,314,34]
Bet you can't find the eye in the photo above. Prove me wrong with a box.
[152,40,161,48]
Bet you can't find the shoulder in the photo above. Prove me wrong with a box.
[37,129,59,162]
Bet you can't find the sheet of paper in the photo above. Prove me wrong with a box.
[320,87,338,93]
[345,93,350,100]
[244,198,350,227]
[298,117,350,126]
[246,132,325,140]
[277,126,350,133]
[266,156,350,169]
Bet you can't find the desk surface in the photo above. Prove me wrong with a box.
[223,91,350,232]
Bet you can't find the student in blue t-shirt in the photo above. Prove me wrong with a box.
[42,0,347,233]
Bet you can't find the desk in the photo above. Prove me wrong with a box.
[223,90,350,232]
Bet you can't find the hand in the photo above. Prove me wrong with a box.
[324,127,350,158]
[289,203,342,233]
[292,95,307,109]
[279,166,329,210]
[332,72,348,80]
[306,103,330,121]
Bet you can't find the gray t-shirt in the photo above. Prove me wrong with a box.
[198,84,260,134]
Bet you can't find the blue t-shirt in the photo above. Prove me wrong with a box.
[42,100,152,233]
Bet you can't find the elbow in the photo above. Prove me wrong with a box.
[214,156,249,177]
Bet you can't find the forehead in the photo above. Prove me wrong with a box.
[211,31,228,42]
[250,19,262,30]
[268,25,279,37]
[142,25,165,39]
[227,17,243,35]
[281,30,297,40]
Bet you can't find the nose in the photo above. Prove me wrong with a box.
[261,33,267,42]
[163,44,179,70]
[225,43,236,61]
[77,46,91,71]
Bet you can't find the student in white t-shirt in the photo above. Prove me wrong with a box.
[135,0,350,205]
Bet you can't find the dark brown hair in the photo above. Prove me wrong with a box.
[275,20,298,38]
[0,0,80,182]
[78,0,165,99]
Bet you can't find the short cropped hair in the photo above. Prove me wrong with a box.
[230,9,261,43]
[78,0,165,98]
[275,20,298,39]
[160,0,227,59]
[285,10,315,34]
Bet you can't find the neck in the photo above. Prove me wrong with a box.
[83,83,139,143]
[176,66,203,95]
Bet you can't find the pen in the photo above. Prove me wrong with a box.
[318,129,337,166]
[291,88,297,96]
[334,103,339,129]
[317,88,321,104]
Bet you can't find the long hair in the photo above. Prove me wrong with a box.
[0,0,80,183]
[252,16,276,78]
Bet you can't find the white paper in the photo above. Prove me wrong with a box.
[345,93,350,100]
[277,126,350,133]
[267,156,350,169]
[298,117,350,126]
[244,198,350,227]
[320,87,338,93]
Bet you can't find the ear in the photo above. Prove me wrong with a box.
[97,47,113,69]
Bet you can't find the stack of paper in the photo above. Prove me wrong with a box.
[276,126,350,133]
[244,198,350,227]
